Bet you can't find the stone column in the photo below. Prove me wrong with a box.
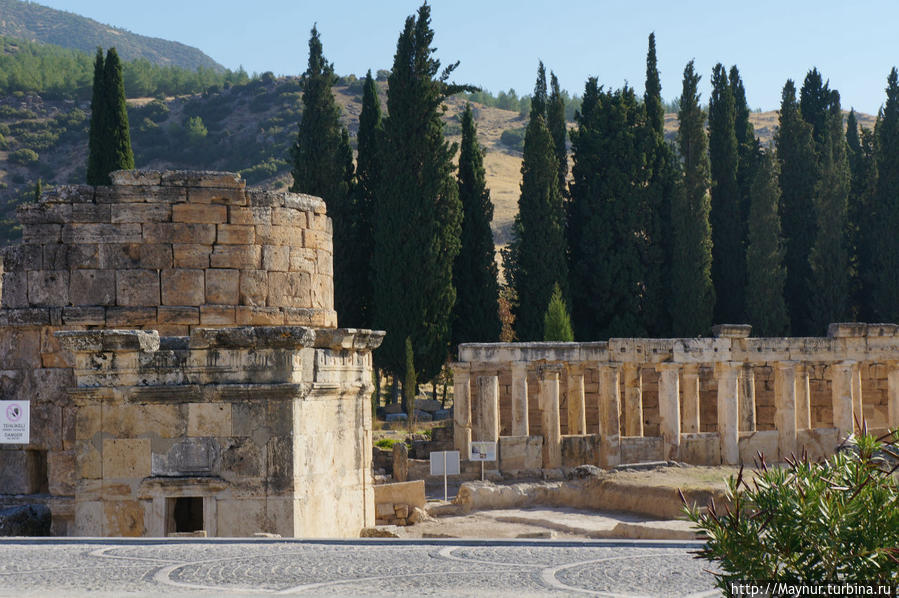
[888,362,899,431]
[680,364,700,434]
[474,375,500,443]
[622,363,643,437]
[739,363,757,432]
[775,361,798,460]
[510,361,529,436]
[831,361,857,438]
[452,364,471,454]
[537,366,562,469]
[598,364,621,467]
[716,362,740,465]
[851,364,863,428]
[795,363,811,431]
[566,364,587,435]
[656,363,681,461]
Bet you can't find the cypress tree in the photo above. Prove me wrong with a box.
[86,47,105,185]
[745,150,789,336]
[568,80,649,339]
[799,68,831,146]
[869,68,899,321]
[547,71,567,197]
[846,110,878,320]
[290,26,356,326]
[671,61,714,336]
[346,70,382,329]
[452,103,501,344]
[775,79,817,335]
[708,63,743,324]
[101,48,134,178]
[642,32,676,337]
[86,48,134,185]
[730,66,759,275]
[808,93,850,332]
[373,4,465,381]
[504,63,567,341]
[403,336,417,422]
[543,283,574,342]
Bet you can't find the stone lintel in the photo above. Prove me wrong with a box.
[127,385,203,403]
[56,329,161,353]
[138,476,228,498]
[189,326,315,349]
[457,342,608,364]
[67,387,116,402]
[313,328,385,351]
[712,324,752,338]
[828,322,867,338]
[213,383,305,402]
[609,339,674,363]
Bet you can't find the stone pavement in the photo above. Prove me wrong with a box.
[0,538,718,597]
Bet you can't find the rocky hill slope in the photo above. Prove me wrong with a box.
[0,0,224,71]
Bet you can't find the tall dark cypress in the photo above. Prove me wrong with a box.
[547,71,567,197]
[86,47,105,185]
[568,81,649,339]
[643,32,675,336]
[799,68,831,146]
[745,150,789,336]
[708,63,743,324]
[730,66,759,270]
[846,109,878,320]
[290,26,356,326]
[670,61,714,336]
[775,79,817,335]
[808,93,850,332]
[452,104,501,344]
[373,4,465,380]
[869,68,899,321]
[101,48,134,178]
[86,48,133,185]
[504,63,567,341]
[350,70,382,328]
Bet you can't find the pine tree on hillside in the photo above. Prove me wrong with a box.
[349,70,382,329]
[775,79,817,335]
[504,63,567,342]
[568,80,650,339]
[745,150,789,336]
[808,94,850,333]
[86,47,134,185]
[86,47,106,185]
[547,72,568,197]
[708,63,743,325]
[869,67,899,322]
[642,32,676,337]
[671,60,714,336]
[373,4,465,381]
[452,103,501,345]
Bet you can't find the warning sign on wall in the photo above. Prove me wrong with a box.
[0,400,29,444]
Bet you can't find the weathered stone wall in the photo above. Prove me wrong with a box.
[0,170,362,537]
[59,327,382,538]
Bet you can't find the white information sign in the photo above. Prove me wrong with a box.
[469,441,497,462]
[0,400,30,444]
[429,451,460,476]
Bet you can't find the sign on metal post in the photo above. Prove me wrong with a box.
[468,441,497,481]
[0,400,30,444]
[430,450,460,501]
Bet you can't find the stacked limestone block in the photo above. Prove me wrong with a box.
[57,326,383,538]
[0,170,338,535]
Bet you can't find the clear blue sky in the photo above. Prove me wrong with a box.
[34,0,899,114]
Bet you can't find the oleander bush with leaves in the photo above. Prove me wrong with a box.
[684,430,899,590]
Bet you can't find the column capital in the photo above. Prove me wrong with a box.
[774,360,799,371]
[714,361,741,376]
[452,362,471,376]
[681,363,701,376]
[536,363,563,380]
[655,362,680,372]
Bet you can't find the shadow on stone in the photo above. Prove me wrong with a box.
[0,504,52,536]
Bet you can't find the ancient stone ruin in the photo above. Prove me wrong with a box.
[454,324,899,471]
[0,170,382,536]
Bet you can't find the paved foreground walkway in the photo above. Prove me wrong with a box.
[0,538,718,597]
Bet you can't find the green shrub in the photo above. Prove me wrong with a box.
[375,438,398,450]
[543,284,574,341]
[685,432,899,589]
[499,127,525,151]
[9,148,38,165]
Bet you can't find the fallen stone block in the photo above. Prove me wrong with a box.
[360,526,399,538]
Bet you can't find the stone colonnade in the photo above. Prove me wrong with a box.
[453,324,899,470]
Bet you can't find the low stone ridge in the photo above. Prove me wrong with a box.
[0,504,52,536]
